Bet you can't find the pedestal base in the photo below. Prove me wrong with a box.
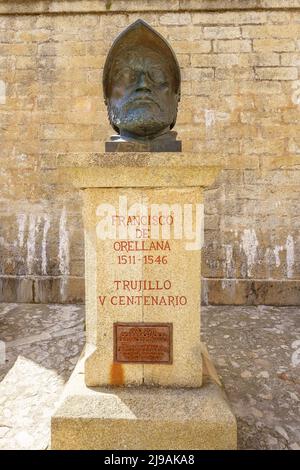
[51,358,237,450]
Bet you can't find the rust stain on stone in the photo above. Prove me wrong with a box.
[110,362,124,386]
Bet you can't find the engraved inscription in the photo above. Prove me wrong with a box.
[114,323,172,364]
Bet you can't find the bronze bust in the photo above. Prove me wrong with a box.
[103,20,181,152]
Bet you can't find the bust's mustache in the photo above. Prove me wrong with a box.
[122,92,162,111]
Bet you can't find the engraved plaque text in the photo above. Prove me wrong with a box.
[114,323,173,364]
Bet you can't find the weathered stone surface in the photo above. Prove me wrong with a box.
[0,356,64,450]
[0,1,299,14]
[0,304,85,383]
[0,278,33,303]
[58,152,220,188]
[0,303,299,449]
[0,6,300,304]
[204,305,300,450]
[202,279,300,306]
[34,277,85,304]
[0,304,85,449]
[70,155,218,388]
[51,359,237,450]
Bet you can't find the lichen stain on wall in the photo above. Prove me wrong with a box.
[241,229,259,278]
[0,80,6,105]
[204,109,230,130]
[41,214,50,275]
[285,235,294,279]
[58,207,70,300]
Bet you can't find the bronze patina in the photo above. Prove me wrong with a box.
[103,20,181,152]
[114,322,173,364]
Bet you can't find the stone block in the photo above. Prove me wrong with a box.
[203,279,300,306]
[253,39,296,52]
[160,13,191,26]
[255,66,298,80]
[214,39,252,53]
[203,26,241,39]
[34,277,85,304]
[51,359,237,450]
[0,277,33,303]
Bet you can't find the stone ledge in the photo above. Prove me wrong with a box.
[57,152,221,188]
[56,153,300,172]
[57,152,221,168]
[0,277,33,303]
[51,361,237,450]
[203,278,300,305]
[59,166,221,189]
[0,1,299,15]
[0,276,85,304]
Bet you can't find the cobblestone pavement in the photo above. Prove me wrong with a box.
[0,303,299,450]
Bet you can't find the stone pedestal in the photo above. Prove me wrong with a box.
[51,152,237,449]
[51,355,237,450]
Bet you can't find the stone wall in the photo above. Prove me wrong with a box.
[0,0,300,304]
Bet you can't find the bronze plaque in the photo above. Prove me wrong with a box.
[114,322,173,364]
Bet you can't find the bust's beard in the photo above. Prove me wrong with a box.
[108,105,173,139]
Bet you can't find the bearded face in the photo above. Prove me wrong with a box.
[106,47,179,140]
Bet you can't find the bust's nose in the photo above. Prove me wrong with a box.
[135,72,151,92]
